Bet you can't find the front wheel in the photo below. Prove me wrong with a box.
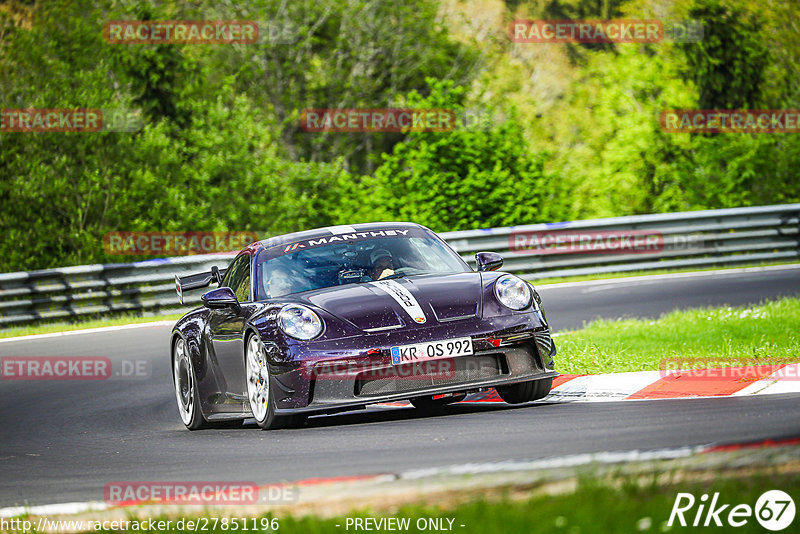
[246,335,305,430]
[496,377,553,404]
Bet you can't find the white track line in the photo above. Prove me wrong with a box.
[536,263,800,290]
[0,321,175,344]
[399,446,705,479]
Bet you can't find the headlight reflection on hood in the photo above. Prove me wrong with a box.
[277,304,324,340]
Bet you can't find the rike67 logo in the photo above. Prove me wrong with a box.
[669,490,795,531]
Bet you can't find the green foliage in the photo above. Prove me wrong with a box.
[0,0,353,270]
[513,0,800,217]
[364,79,552,231]
[676,133,800,209]
[679,0,770,109]
[0,0,799,273]
[545,42,696,216]
[206,0,480,173]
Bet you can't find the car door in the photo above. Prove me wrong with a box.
[208,253,252,407]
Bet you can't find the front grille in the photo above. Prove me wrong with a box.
[355,355,502,397]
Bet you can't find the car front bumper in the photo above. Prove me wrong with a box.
[268,312,558,415]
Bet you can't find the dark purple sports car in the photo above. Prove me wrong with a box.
[171,223,557,430]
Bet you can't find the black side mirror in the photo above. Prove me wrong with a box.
[201,287,240,310]
[475,251,504,272]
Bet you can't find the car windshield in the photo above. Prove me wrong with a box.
[255,229,469,300]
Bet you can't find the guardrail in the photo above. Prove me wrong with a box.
[1,204,798,327]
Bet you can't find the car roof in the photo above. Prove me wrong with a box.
[248,222,430,252]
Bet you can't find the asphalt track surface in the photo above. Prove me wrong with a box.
[1,266,798,507]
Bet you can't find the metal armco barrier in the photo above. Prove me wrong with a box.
[0,255,234,327]
[1,204,798,327]
[446,203,800,278]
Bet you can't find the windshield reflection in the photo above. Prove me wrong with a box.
[256,235,469,300]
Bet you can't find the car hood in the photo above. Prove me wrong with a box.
[291,272,483,332]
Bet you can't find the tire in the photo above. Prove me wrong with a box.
[173,337,210,430]
[245,334,305,430]
[410,393,466,412]
[496,377,553,404]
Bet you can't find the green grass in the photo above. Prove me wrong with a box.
[529,260,799,285]
[280,474,798,534]
[0,312,185,339]
[70,471,798,534]
[555,297,800,375]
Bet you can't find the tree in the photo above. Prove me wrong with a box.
[679,0,770,109]
[206,0,481,173]
[358,79,553,231]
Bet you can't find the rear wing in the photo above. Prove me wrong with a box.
[175,266,227,305]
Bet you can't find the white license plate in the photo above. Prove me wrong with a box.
[390,337,473,365]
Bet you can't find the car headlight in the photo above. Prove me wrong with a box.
[277,304,324,340]
[494,275,533,310]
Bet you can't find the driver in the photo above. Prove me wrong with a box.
[369,249,395,280]
[263,267,294,298]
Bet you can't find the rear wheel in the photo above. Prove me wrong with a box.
[173,338,209,430]
[496,377,552,404]
[410,393,466,412]
[246,335,305,430]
